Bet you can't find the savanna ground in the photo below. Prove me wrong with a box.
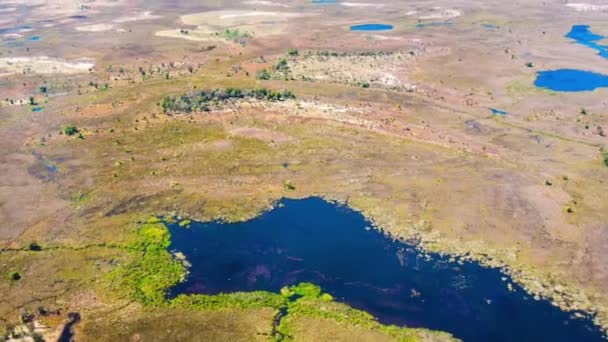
[0,0,608,340]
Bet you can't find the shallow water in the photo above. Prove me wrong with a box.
[566,25,608,59]
[535,69,608,92]
[350,24,394,31]
[168,197,605,342]
[416,21,452,29]
[489,108,508,115]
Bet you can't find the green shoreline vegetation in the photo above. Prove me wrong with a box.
[103,218,456,341]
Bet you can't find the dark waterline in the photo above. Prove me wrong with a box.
[168,198,605,342]
[535,69,608,92]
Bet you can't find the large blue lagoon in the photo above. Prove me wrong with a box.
[535,69,608,92]
[168,198,605,342]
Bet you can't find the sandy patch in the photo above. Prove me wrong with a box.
[75,23,115,32]
[113,11,161,23]
[242,0,290,8]
[0,56,94,76]
[566,3,608,11]
[419,8,461,19]
[340,2,384,8]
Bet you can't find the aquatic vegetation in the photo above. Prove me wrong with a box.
[161,88,295,113]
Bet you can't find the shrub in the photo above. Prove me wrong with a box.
[64,125,79,136]
[256,69,271,80]
[27,242,41,251]
[8,271,21,281]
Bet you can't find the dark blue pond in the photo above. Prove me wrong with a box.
[535,69,608,92]
[351,24,394,31]
[168,198,605,342]
[566,25,608,59]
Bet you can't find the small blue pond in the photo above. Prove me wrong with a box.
[535,69,608,92]
[489,108,508,116]
[482,24,499,30]
[566,25,608,59]
[311,0,337,4]
[168,197,605,342]
[31,107,44,112]
[28,36,41,41]
[351,24,394,31]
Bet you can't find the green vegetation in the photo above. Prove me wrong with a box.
[171,291,285,310]
[274,58,290,73]
[357,81,371,88]
[106,218,185,305]
[284,181,296,191]
[215,29,252,43]
[288,49,299,57]
[8,271,21,281]
[178,219,191,228]
[256,69,272,80]
[161,88,295,114]
[27,242,41,251]
[63,125,80,136]
[603,151,608,167]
